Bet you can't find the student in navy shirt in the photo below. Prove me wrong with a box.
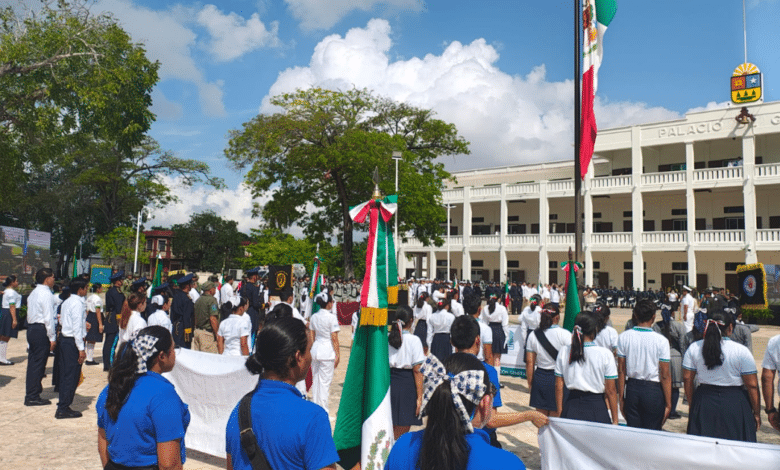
[450,315,548,450]
[96,325,189,470]
[386,353,523,470]
[225,316,339,470]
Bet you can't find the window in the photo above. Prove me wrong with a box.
[593,222,613,233]
[549,261,557,268]
[623,211,632,218]
[508,260,519,268]
[624,262,633,270]
[508,216,519,222]
[672,262,688,271]
[725,263,741,271]
[436,260,448,266]
[725,217,745,230]
[593,212,602,219]
[472,260,484,267]
[592,262,600,269]
[158,239,167,252]
[145,239,153,250]
[672,219,687,231]
[549,214,558,220]
[471,217,484,223]
[530,223,540,234]
[671,209,687,216]
[472,225,492,235]
[724,206,745,214]
[508,224,526,234]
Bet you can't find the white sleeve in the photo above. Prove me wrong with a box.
[502,308,509,344]
[330,315,341,333]
[427,318,434,348]
[44,295,56,342]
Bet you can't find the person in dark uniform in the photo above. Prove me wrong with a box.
[240,268,262,338]
[103,271,125,372]
[169,273,195,349]
[130,277,154,320]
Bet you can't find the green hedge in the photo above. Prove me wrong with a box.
[742,307,774,323]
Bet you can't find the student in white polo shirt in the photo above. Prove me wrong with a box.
[683,311,760,442]
[526,304,570,416]
[761,332,780,431]
[617,300,672,430]
[555,310,618,424]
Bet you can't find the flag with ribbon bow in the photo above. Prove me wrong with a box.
[334,195,397,470]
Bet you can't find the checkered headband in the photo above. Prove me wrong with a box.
[132,334,160,374]
[417,354,487,433]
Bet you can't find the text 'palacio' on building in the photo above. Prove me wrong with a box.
[399,101,780,293]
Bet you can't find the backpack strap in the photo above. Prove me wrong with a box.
[533,329,560,360]
[239,391,273,470]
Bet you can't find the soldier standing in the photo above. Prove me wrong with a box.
[170,273,196,348]
[240,268,262,340]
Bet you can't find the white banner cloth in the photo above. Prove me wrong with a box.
[164,349,258,458]
[539,417,780,470]
[500,324,526,378]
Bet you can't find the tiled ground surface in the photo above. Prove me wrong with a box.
[1,308,778,469]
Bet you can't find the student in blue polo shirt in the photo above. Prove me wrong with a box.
[96,325,189,470]
[386,353,523,470]
[225,316,339,470]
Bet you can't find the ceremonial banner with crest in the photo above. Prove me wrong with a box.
[731,63,762,104]
[267,265,292,297]
[737,263,767,309]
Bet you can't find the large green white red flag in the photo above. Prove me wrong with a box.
[580,0,617,179]
[334,195,396,469]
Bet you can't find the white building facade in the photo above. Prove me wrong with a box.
[399,101,780,293]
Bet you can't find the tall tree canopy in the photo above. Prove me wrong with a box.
[225,88,470,278]
[171,211,247,273]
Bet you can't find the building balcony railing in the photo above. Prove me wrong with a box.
[547,233,574,246]
[506,234,540,246]
[757,229,780,244]
[694,230,744,245]
[590,175,632,192]
[442,188,464,202]
[642,231,686,245]
[591,232,632,247]
[692,167,742,185]
[506,182,540,196]
[470,186,501,199]
[548,180,574,194]
[468,235,498,246]
[641,170,686,187]
[755,162,780,180]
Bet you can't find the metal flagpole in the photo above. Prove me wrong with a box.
[574,0,583,264]
[742,0,748,64]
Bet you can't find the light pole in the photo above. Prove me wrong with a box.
[392,151,403,273]
[133,208,150,276]
[443,204,455,282]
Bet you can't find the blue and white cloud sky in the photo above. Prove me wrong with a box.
[43,0,780,231]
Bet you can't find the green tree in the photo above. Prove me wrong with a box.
[171,211,247,273]
[95,227,148,270]
[0,0,160,205]
[225,88,469,278]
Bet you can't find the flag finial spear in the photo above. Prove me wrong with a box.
[371,166,383,200]
[568,247,573,261]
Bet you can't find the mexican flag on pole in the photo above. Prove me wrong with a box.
[579,0,617,179]
[561,255,583,332]
[303,254,323,320]
[150,254,162,299]
[333,195,397,469]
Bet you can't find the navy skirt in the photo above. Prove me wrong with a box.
[430,333,452,362]
[489,322,507,354]
[390,368,422,426]
[529,368,564,411]
[413,320,428,349]
[561,389,611,424]
[0,308,18,338]
[85,311,103,343]
[687,384,756,442]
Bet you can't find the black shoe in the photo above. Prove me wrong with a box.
[0,361,14,365]
[55,408,82,419]
[84,360,99,366]
[24,398,51,406]
[668,412,682,420]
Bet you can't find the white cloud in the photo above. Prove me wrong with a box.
[285,0,423,31]
[261,19,683,171]
[196,4,281,62]
[150,89,184,120]
[149,176,262,234]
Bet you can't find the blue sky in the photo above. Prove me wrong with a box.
[78,0,780,232]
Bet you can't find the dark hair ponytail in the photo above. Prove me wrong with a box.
[2,275,16,287]
[246,316,308,380]
[316,293,333,309]
[220,301,233,321]
[593,303,610,330]
[569,311,599,365]
[106,325,173,421]
[416,292,429,309]
[702,311,732,370]
[436,297,450,312]
[488,297,496,313]
[418,353,490,470]
[389,306,413,349]
[538,303,560,331]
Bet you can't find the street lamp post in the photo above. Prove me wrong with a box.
[443,204,455,282]
[133,208,150,276]
[392,151,403,273]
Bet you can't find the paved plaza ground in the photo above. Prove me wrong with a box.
[1,308,778,469]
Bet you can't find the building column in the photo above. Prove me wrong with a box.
[685,141,698,287]
[584,160,594,286]
[539,181,549,285]
[415,254,423,278]
[499,184,508,282]
[743,134,758,264]
[462,187,472,280]
[428,249,436,279]
[397,247,407,279]
[631,126,645,289]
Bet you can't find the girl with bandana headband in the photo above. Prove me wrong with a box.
[96,325,189,470]
[386,353,524,470]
